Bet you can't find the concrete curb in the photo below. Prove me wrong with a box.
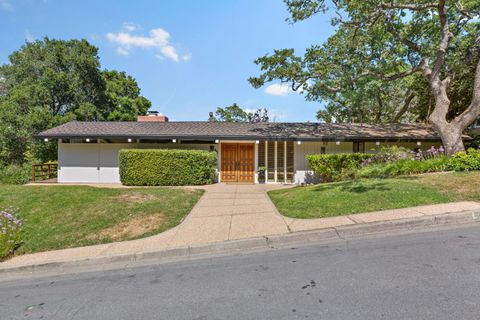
[1,210,479,279]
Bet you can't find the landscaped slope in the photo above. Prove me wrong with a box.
[269,171,480,219]
[0,185,203,254]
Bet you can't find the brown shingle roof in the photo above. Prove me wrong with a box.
[37,121,444,141]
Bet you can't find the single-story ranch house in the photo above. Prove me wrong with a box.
[37,114,444,184]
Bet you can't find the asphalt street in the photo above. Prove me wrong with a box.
[1,225,479,319]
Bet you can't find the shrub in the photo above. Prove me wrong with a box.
[119,149,217,186]
[358,156,450,179]
[0,164,31,185]
[0,208,22,260]
[448,148,480,171]
[372,146,413,163]
[307,153,375,182]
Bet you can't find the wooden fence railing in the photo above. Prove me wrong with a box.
[32,164,58,182]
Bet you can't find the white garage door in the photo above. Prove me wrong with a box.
[58,143,100,183]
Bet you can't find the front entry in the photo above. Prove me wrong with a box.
[220,143,255,183]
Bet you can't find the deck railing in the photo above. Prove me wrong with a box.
[32,164,58,182]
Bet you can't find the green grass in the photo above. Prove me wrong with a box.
[269,171,480,219]
[0,185,203,254]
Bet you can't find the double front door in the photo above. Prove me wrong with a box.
[221,143,255,183]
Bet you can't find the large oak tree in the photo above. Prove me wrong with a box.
[250,0,480,153]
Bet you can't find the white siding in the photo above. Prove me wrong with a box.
[293,142,353,183]
[58,142,214,184]
[58,143,100,183]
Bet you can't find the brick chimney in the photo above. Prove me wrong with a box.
[137,111,169,122]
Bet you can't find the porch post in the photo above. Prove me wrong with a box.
[284,141,287,183]
[274,141,278,183]
[265,141,268,183]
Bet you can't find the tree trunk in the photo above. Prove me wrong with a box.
[431,121,465,154]
[428,80,466,154]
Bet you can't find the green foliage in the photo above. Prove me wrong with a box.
[103,70,151,121]
[119,149,217,186]
[0,208,22,260]
[212,103,269,123]
[307,153,374,182]
[250,1,480,125]
[0,164,31,185]
[0,38,151,166]
[358,157,450,179]
[448,148,480,171]
[371,146,412,163]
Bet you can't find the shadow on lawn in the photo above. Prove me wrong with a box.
[311,181,392,194]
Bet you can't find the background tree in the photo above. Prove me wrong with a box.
[250,0,480,153]
[213,103,269,123]
[103,70,151,121]
[0,38,151,165]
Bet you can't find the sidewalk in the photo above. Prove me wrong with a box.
[2,183,480,270]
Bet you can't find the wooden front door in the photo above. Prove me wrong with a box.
[221,143,255,183]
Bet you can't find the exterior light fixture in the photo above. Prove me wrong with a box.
[255,140,260,144]
[297,141,302,145]
[375,141,380,146]
[43,138,49,142]
[215,139,219,144]
[172,139,177,143]
[417,141,422,146]
[86,138,90,143]
[127,138,132,143]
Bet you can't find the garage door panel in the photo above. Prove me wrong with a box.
[58,144,99,183]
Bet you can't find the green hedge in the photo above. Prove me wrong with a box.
[119,149,217,186]
[307,153,374,182]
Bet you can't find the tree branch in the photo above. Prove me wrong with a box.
[392,91,416,122]
[380,2,439,11]
[432,0,452,81]
[453,57,480,128]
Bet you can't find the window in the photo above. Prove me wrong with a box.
[353,142,365,153]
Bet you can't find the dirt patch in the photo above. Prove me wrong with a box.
[113,193,157,203]
[88,213,166,241]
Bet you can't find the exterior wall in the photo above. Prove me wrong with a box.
[363,141,441,153]
[58,139,442,184]
[294,141,353,184]
[58,142,214,183]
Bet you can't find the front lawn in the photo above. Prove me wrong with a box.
[269,171,480,219]
[0,185,203,255]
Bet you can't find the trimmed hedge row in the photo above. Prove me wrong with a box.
[119,149,217,186]
[307,153,374,182]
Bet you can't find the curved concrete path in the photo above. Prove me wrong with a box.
[3,183,480,269]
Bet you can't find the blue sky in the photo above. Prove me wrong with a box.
[0,0,335,121]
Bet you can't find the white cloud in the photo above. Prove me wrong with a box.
[181,53,192,61]
[116,47,129,56]
[264,83,291,96]
[106,26,190,62]
[122,22,138,32]
[0,0,13,11]
[24,29,34,42]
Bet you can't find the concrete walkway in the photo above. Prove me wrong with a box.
[3,183,480,269]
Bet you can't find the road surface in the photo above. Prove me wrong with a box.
[1,226,479,319]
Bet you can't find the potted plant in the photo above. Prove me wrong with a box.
[257,166,266,183]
